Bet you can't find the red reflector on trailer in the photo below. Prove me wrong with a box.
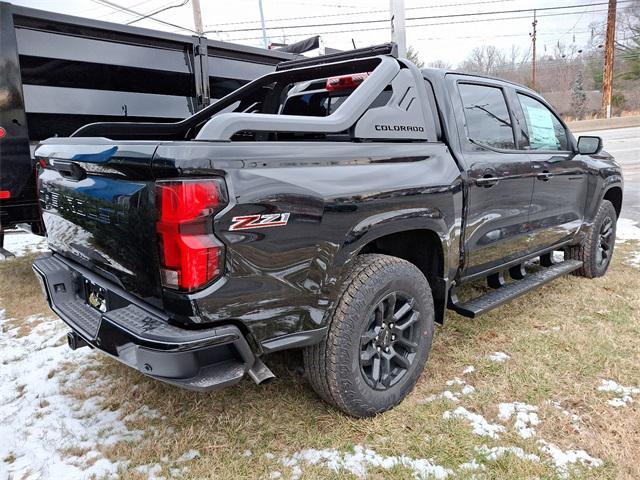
[156,179,228,291]
[326,72,369,91]
[0,127,6,139]
[0,190,11,199]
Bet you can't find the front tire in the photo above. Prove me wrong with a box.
[304,254,435,418]
[568,199,617,278]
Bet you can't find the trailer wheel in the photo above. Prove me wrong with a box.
[304,254,434,417]
[568,200,617,278]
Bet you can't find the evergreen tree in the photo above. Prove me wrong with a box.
[405,46,425,68]
[571,71,587,119]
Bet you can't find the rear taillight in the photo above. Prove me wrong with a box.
[0,127,7,139]
[326,72,369,91]
[0,190,10,200]
[156,179,228,291]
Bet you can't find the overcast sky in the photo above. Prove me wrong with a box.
[12,0,612,65]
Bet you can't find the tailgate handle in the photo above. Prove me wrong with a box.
[53,161,87,181]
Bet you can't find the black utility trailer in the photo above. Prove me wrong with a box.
[0,1,292,251]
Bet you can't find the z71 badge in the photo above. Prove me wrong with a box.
[229,213,291,231]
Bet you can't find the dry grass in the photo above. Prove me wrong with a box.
[3,242,640,479]
[0,254,49,335]
[563,110,640,122]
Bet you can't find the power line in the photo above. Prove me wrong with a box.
[225,8,611,42]
[95,0,159,19]
[203,0,517,28]
[211,1,631,35]
[89,0,195,33]
[126,0,190,25]
[416,30,592,42]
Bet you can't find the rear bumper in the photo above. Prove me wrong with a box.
[32,253,257,391]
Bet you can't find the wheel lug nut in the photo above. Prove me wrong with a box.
[377,346,381,351]
[385,347,390,353]
[391,335,396,341]
[389,323,394,328]
[381,322,386,328]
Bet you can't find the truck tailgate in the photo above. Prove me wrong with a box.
[35,139,162,303]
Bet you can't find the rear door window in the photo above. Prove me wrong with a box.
[458,83,515,150]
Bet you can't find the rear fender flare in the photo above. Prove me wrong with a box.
[336,207,449,265]
[317,208,450,322]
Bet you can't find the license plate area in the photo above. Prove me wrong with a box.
[84,278,108,313]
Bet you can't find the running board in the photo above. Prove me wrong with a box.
[449,259,583,318]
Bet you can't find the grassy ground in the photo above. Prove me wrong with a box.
[2,242,639,480]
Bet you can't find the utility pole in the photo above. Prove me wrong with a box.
[191,0,203,35]
[602,0,617,118]
[258,0,269,49]
[530,9,537,90]
[389,0,406,58]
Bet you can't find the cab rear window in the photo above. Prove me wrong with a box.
[281,92,349,117]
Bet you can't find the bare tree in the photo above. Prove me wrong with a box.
[427,59,452,69]
[460,45,505,75]
[616,3,640,80]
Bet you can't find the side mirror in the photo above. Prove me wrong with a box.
[577,136,602,155]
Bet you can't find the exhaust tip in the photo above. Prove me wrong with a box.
[67,331,88,350]
[247,357,276,385]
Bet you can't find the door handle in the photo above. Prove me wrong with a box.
[537,170,553,181]
[476,174,499,188]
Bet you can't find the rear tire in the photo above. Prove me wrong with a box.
[568,200,617,278]
[304,254,435,418]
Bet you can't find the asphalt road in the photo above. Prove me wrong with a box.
[584,126,640,222]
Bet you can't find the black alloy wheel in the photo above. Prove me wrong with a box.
[304,254,435,417]
[596,215,614,268]
[568,199,617,278]
[359,292,421,390]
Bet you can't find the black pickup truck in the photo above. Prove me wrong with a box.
[32,45,623,417]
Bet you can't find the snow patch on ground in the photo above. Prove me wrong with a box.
[488,351,510,362]
[280,445,452,480]
[0,311,174,479]
[615,218,640,267]
[462,365,475,375]
[458,458,484,471]
[616,218,640,242]
[598,379,640,407]
[443,407,505,439]
[498,402,540,439]
[420,377,476,403]
[3,232,48,257]
[176,449,200,462]
[441,398,601,476]
[134,463,164,479]
[538,440,603,478]
[476,445,540,463]
[626,251,640,268]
